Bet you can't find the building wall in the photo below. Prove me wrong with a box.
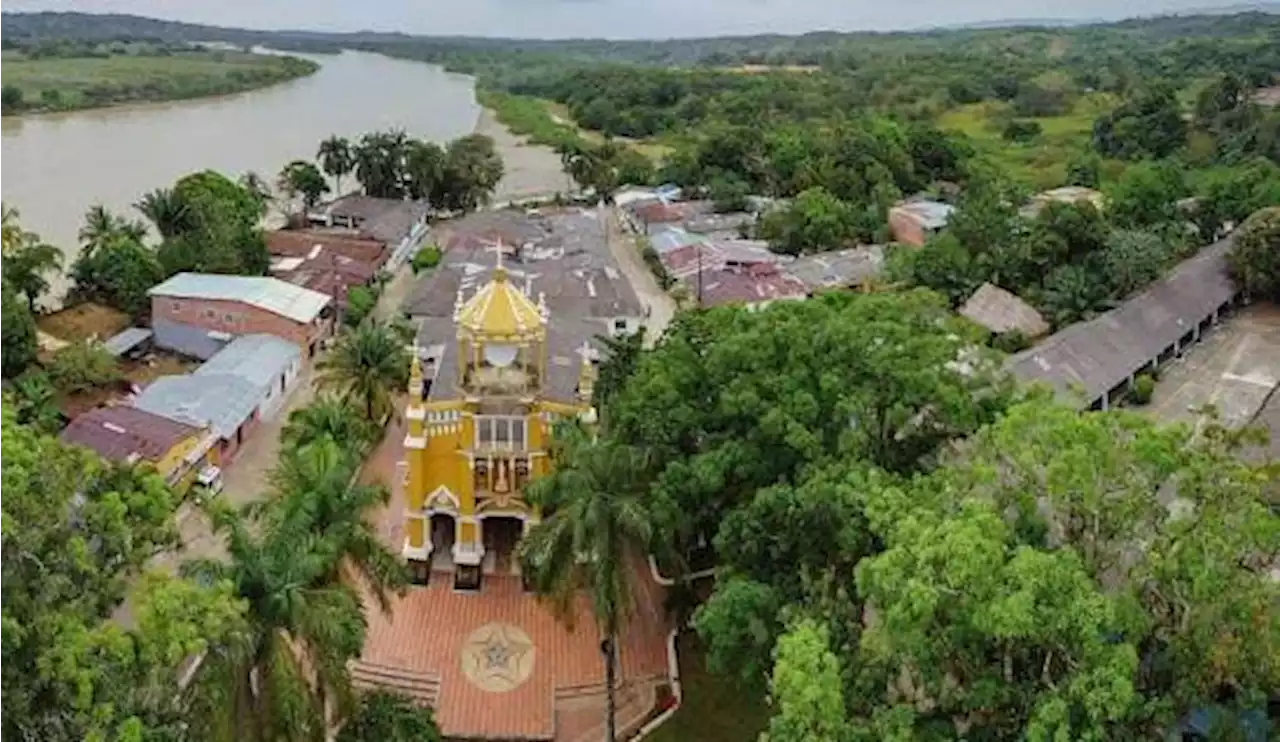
[153,429,210,482]
[255,358,302,421]
[151,296,332,357]
[217,410,261,464]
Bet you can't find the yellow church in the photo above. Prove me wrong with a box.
[400,257,600,590]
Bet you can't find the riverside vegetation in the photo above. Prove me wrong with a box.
[0,40,318,115]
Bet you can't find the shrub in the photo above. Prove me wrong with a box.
[344,285,377,327]
[992,330,1031,354]
[639,240,674,290]
[45,342,122,396]
[1130,373,1156,405]
[411,245,442,274]
[1226,206,1280,300]
[1002,120,1043,143]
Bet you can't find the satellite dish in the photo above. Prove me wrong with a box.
[483,343,519,368]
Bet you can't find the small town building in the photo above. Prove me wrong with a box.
[888,198,954,246]
[405,208,645,339]
[1007,236,1242,410]
[133,334,302,462]
[266,228,387,267]
[60,405,215,487]
[268,246,379,314]
[959,282,1050,339]
[785,245,886,293]
[149,273,333,360]
[305,194,429,269]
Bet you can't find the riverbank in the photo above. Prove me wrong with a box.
[474,103,574,203]
[0,50,319,116]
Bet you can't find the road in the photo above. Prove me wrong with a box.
[603,205,676,343]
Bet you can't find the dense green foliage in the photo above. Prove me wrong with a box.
[147,170,270,276]
[1,203,63,311]
[70,206,165,317]
[411,244,442,274]
[2,278,38,378]
[316,321,411,422]
[1226,205,1280,299]
[336,129,504,211]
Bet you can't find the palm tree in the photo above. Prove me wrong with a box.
[315,322,409,423]
[182,511,367,742]
[337,690,442,742]
[78,205,147,256]
[1,230,62,312]
[282,396,381,459]
[265,440,408,613]
[518,424,662,742]
[135,188,190,239]
[317,136,354,196]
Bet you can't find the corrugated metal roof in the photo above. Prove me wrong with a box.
[892,199,955,230]
[194,334,300,390]
[61,405,200,462]
[148,272,330,323]
[133,374,261,439]
[152,318,230,361]
[1007,237,1239,405]
[102,327,153,356]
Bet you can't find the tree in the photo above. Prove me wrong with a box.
[0,401,238,741]
[281,396,381,460]
[337,691,442,742]
[411,245,442,274]
[45,340,123,396]
[11,370,61,434]
[2,278,38,378]
[1101,228,1177,298]
[764,620,851,742]
[434,133,505,213]
[1,84,23,114]
[592,328,645,421]
[758,187,865,256]
[519,424,661,742]
[344,284,377,327]
[316,321,410,422]
[135,187,191,240]
[156,170,270,276]
[404,139,446,202]
[1192,159,1280,242]
[1226,206,1280,299]
[318,135,355,195]
[1065,150,1102,189]
[181,510,367,742]
[353,129,410,199]
[1,206,62,312]
[1001,119,1042,142]
[1092,84,1187,160]
[265,440,408,612]
[606,291,1013,574]
[843,400,1278,740]
[278,160,331,214]
[1105,160,1185,229]
[78,204,147,256]
[70,232,165,317]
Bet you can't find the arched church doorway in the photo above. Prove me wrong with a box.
[482,516,525,577]
[430,513,456,574]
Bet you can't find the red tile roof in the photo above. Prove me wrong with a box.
[271,248,379,307]
[60,405,202,463]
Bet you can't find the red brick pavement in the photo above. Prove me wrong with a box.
[357,418,673,741]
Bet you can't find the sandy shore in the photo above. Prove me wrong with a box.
[474,107,573,203]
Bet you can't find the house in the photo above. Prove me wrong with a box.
[266,229,387,267]
[306,194,429,269]
[60,405,215,487]
[133,334,302,462]
[692,262,809,309]
[268,247,379,314]
[785,246,886,293]
[959,282,1050,339]
[404,208,645,339]
[149,273,333,360]
[1007,236,1242,410]
[888,199,955,246]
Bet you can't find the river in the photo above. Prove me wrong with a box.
[1,50,482,299]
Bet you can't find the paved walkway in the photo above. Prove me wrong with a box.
[1146,303,1280,430]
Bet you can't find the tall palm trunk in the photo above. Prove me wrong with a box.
[603,633,617,742]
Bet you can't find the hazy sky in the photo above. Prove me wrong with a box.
[3,0,1249,39]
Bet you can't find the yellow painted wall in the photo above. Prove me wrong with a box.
[152,429,209,483]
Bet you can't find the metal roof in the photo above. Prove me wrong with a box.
[892,199,955,230]
[102,327,153,356]
[194,334,300,390]
[134,333,301,438]
[61,405,201,463]
[133,374,261,440]
[1007,237,1239,405]
[148,272,330,323]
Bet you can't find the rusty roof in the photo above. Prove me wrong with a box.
[61,405,202,463]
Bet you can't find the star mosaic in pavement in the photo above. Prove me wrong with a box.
[461,623,536,692]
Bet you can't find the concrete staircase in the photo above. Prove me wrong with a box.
[349,660,442,708]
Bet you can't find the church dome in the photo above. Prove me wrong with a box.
[455,265,545,342]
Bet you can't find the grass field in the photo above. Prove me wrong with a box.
[1,50,318,114]
[937,93,1124,190]
[478,88,672,165]
[647,634,769,742]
